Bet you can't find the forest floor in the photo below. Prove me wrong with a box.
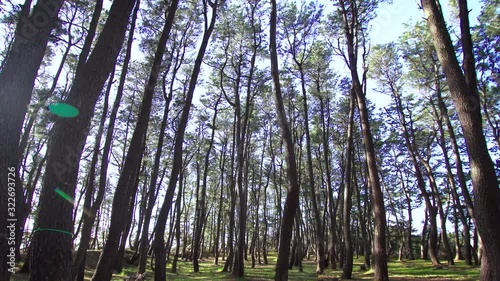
[10,250,480,280]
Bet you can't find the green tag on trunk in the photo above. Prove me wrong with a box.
[48,102,79,117]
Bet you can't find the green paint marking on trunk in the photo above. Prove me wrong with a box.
[48,102,79,117]
[54,187,72,201]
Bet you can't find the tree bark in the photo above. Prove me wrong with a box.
[342,89,355,279]
[0,1,66,279]
[153,1,218,279]
[270,1,301,279]
[29,1,136,280]
[214,139,227,265]
[91,2,178,280]
[193,96,220,272]
[421,1,500,279]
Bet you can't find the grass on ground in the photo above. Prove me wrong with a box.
[10,251,480,280]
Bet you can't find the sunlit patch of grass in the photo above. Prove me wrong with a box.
[387,259,479,280]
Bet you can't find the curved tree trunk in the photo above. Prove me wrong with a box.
[421,1,500,279]
[152,2,218,279]
[270,1,301,279]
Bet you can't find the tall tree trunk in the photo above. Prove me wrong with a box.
[137,12,193,271]
[318,95,338,270]
[193,96,220,272]
[400,172,414,260]
[75,0,103,70]
[337,1,389,278]
[72,2,138,279]
[73,66,113,281]
[430,97,472,265]
[222,115,237,272]
[342,89,355,279]
[355,164,371,267]
[0,1,66,279]
[29,1,136,280]
[270,1,301,279]
[390,84,440,265]
[214,139,227,265]
[435,79,475,264]
[115,166,143,273]
[419,153,455,265]
[137,94,173,274]
[298,66,326,274]
[262,157,271,265]
[171,168,184,273]
[421,1,500,279]
[91,2,178,279]
[153,2,218,279]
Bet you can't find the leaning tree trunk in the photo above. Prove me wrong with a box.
[430,96,472,265]
[337,0,389,278]
[421,1,500,279]
[91,1,178,279]
[29,1,136,280]
[73,2,137,278]
[73,68,113,281]
[298,66,326,274]
[270,1,302,279]
[0,1,65,279]
[153,2,218,279]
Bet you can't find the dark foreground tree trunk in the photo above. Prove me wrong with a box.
[29,1,136,280]
[421,1,500,279]
[0,1,65,279]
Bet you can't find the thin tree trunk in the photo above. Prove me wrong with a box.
[222,115,237,273]
[214,139,227,265]
[319,96,338,270]
[430,96,472,265]
[421,209,429,260]
[193,96,220,272]
[73,67,113,281]
[342,89,356,279]
[171,167,185,273]
[419,149,455,265]
[137,15,190,271]
[72,1,139,278]
[355,167,371,268]
[337,1,389,278]
[153,2,218,279]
